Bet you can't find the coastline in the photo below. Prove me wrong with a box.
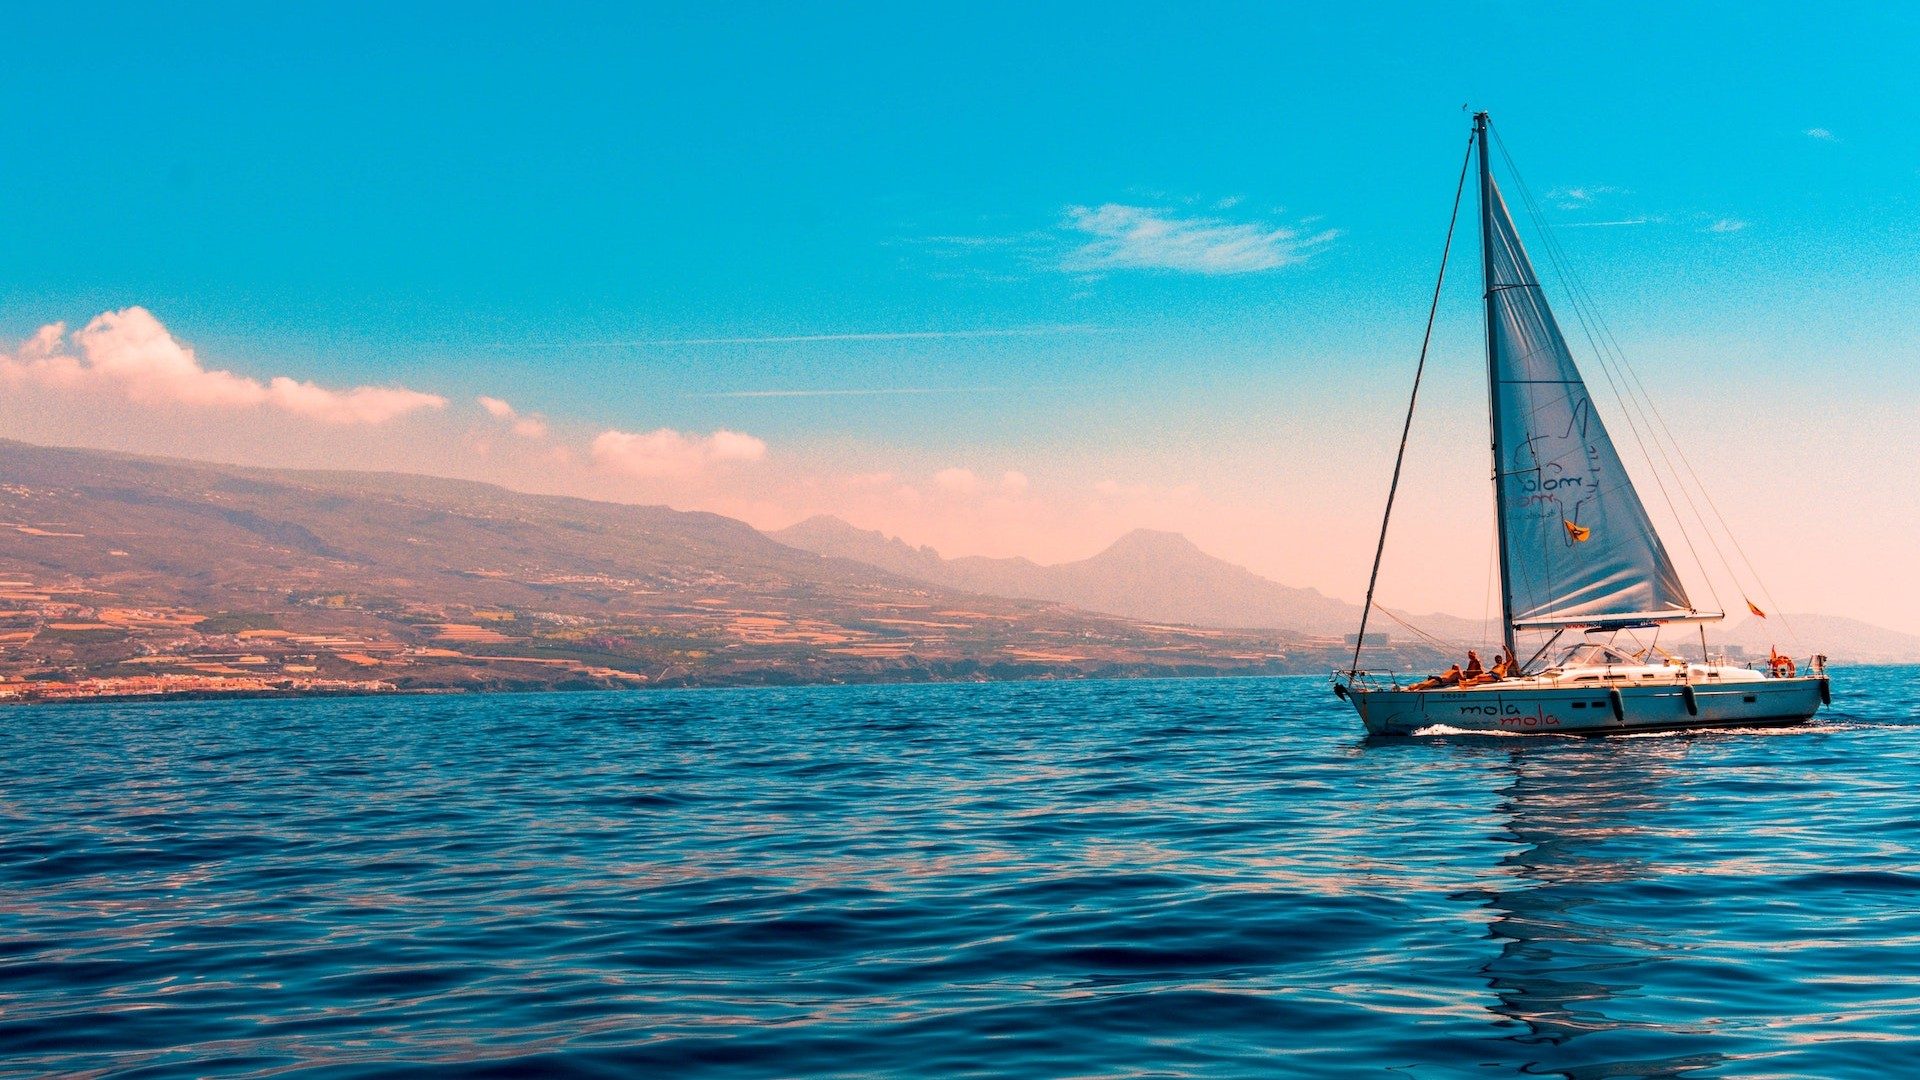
[0,659,1323,706]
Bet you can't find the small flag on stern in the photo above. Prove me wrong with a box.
[1563,519,1591,543]
[1747,598,1767,619]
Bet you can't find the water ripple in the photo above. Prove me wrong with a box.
[3,670,1919,1076]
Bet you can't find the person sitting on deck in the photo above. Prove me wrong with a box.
[1461,652,1510,688]
[1409,663,1464,691]
[1462,650,1484,680]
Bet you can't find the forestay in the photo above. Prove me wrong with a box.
[1484,177,1695,628]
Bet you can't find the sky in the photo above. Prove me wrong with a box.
[3,2,1918,634]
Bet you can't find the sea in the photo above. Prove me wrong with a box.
[4,669,1918,1078]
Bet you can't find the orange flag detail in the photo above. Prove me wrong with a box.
[1563,519,1591,543]
[1746,598,1767,619]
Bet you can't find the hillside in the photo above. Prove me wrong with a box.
[0,440,1452,699]
[773,515,1486,641]
[1721,614,1920,666]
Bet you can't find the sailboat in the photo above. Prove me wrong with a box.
[1334,113,1829,735]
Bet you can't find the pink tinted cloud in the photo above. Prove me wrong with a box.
[931,466,1029,498]
[590,427,768,478]
[932,466,983,495]
[477,395,550,438]
[2,308,444,424]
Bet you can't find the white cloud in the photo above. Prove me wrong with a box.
[0,308,444,425]
[1707,219,1749,233]
[707,430,768,461]
[1805,128,1838,142]
[932,467,983,495]
[591,427,767,478]
[476,395,549,438]
[926,467,1031,498]
[1548,184,1628,210]
[1060,204,1336,275]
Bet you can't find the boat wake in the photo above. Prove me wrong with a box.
[1410,724,1572,738]
[1615,724,1829,739]
[1411,721,1849,740]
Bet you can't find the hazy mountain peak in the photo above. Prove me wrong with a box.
[780,514,878,541]
[1094,528,1210,562]
[771,517,1374,634]
[769,515,945,577]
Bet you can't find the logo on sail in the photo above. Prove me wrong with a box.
[1563,519,1591,543]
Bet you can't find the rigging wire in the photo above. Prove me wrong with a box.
[1489,127,1765,631]
[1369,603,1458,651]
[1348,132,1476,675]
[1559,256,1805,651]
[1481,514,1498,651]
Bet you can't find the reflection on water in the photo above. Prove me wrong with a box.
[2,671,1918,1077]
[1430,669,1920,1078]
[1480,743,1725,1076]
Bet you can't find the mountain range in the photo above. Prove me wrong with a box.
[2,439,1911,703]
[1,439,1445,696]
[772,515,1920,666]
[772,514,1487,641]
[1719,613,1920,667]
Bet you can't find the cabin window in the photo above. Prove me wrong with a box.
[1592,701,1606,708]
[1572,701,1586,709]
[1743,695,1757,703]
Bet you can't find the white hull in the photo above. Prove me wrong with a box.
[1339,669,1827,736]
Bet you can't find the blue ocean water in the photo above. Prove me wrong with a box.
[3,670,1918,1078]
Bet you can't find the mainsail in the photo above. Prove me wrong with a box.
[1482,175,1695,629]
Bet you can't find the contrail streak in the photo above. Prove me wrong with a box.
[493,325,1110,349]
[687,386,1064,399]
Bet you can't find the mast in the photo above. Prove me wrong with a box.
[1477,111,1520,665]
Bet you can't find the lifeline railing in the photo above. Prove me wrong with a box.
[1330,669,1415,692]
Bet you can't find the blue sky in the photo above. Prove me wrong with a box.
[2,3,1916,629]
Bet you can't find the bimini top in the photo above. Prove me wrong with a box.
[1544,642,1654,669]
